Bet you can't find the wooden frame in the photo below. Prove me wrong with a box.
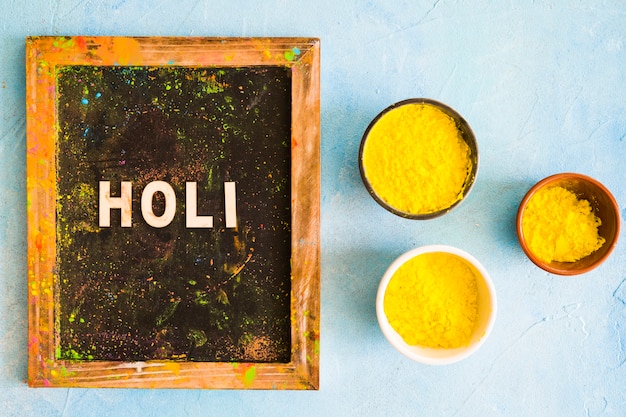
[26,36,320,389]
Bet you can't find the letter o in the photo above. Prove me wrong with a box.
[141,181,176,228]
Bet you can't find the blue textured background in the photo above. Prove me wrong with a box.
[2,1,625,416]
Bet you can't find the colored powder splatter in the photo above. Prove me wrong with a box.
[284,47,301,61]
[110,37,142,65]
[244,365,257,386]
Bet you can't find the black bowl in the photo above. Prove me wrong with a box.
[359,98,478,219]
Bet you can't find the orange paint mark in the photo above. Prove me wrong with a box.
[110,38,142,65]
[75,36,87,52]
[35,233,43,251]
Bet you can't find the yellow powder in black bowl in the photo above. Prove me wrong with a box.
[361,103,473,216]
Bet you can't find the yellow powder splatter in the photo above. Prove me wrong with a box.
[521,186,605,262]
[362,103,472,215]
[162,361,181,376]
[383,252,478,349]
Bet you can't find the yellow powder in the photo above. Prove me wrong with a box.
[521,186,605,263]
[362,103,472,215]
[383,252,479,349]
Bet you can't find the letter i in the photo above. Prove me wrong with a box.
[224,182,237,228]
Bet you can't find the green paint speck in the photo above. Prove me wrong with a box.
[284,47,301,61]
[244,366,256,386]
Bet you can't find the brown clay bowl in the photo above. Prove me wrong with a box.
[516,173,620,275]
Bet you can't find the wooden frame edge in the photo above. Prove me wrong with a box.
[26,36,320,390]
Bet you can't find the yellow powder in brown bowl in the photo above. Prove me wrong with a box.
[521,185,605,263]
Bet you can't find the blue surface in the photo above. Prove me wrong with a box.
[2,1,626,415]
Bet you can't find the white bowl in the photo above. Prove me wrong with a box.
[376,245,497,365]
